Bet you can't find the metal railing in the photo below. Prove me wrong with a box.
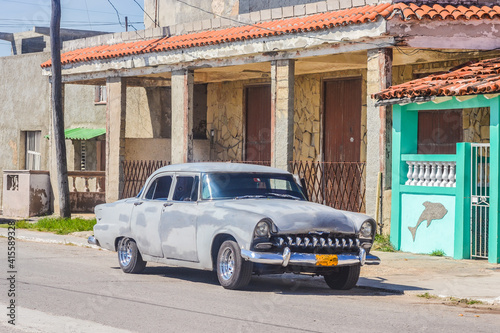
[121,160,169,198]
[120,160,366,213]
[290,161,366,213]
[470,144,490,259]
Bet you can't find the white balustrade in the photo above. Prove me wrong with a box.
[405,161,456,187]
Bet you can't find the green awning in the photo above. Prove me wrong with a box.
[45,128,106,140]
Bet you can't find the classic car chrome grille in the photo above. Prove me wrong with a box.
[270,234,359,254]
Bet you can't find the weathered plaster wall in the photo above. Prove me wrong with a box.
[63,84,107,171]
[0,52,51,210]
[125,138,210,161]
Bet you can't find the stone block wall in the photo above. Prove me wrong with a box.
[207,80,247,161]
[207,69,368,163]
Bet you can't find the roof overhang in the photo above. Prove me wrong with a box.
[45,128,106,140]
[44,20,391,84]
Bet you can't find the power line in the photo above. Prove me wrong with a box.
[84,0,93,30]
[107,0,124,28]
[132,0,156,26]
[1,0,143,17]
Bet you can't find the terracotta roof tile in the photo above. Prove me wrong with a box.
[41,2,500,68]
[373,57,500,100]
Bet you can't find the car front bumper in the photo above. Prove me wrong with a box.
[240,247,380,267]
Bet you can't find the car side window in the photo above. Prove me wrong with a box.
[144,176,173,200]
[173,176,199,201]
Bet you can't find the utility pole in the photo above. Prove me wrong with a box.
[50,0,71,218]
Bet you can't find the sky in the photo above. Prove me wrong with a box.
[0,0,146,57]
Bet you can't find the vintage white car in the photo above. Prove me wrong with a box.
[89,163,380,290]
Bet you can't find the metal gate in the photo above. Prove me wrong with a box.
[470,144,490,259]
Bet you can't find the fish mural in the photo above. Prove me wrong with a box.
[408,201,448,241]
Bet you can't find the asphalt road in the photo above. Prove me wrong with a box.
[0,239,499,333]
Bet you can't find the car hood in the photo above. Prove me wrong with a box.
[213,199,356,235]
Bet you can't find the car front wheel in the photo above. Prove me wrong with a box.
[117,237,146,274]
[323,264,360,290]
[216,240,253,289]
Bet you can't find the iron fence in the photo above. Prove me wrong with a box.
[290,161,366,213]
[121,160,366,213]
[121,160,169,199]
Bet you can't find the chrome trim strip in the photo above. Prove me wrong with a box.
[241,249,381,267]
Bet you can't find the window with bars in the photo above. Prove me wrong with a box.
[94,85,107,104]
[26,131,41,170]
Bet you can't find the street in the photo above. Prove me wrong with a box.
[1,239,499,332]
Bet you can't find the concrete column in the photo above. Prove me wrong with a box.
[271,59,295,171]
[171,69,194,164]
[105,77,126,202]
[366,48,392,218]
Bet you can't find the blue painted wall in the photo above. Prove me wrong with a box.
[400,194,455,256]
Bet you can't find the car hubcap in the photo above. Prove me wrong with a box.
[118,239,132,267]
[220,247,234,281]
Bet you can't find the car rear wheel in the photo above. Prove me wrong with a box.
[323,264,360,290]
[216,240,253,289]
[117,237,146,274]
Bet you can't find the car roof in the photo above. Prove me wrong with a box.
[151,162,291,175]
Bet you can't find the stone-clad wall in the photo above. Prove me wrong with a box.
[207,80,246,161]
[207,70,368,163]
[294,75,321,161]
[464,108,489,143]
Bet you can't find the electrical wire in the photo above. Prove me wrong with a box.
[132,0,156,26]
[107,0,124,28]
[0,0,143,17]
[84,0,93,30]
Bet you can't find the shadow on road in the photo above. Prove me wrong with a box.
[127,265,423,296]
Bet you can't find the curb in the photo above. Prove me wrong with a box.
[356,284,405,295]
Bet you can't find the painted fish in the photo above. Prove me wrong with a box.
[408,201,448,241]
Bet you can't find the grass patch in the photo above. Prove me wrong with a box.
[372,234,396,252]
[430,249,446,257]
[449,297,484,305]
[4,217,96,235]
[417,292,438,299]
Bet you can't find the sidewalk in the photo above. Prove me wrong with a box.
[1,226,499,304]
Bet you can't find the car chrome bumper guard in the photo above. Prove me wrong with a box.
[240,247,380,267]
[88,236,98,246]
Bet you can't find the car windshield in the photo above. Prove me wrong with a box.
[201,172,306,200]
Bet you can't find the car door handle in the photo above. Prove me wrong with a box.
[163,202,173,207]
[134,202,143,206]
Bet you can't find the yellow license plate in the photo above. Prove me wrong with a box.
[315,254,338,266]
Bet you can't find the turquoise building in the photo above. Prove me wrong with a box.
[373,58,500,264]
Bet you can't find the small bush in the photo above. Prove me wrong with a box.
[11,217,96,235]
[430,249,446,257]
[372,234,396,252]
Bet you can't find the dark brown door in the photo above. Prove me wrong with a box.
[324,78,362,162]
[417,110,463,154]
[245,86,271,162]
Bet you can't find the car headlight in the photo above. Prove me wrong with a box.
[360,220,373,238]
[254,220,271,238]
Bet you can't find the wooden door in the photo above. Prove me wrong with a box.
[323,78,362,162]
[245,85,271,162]
[417,109,463,154]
